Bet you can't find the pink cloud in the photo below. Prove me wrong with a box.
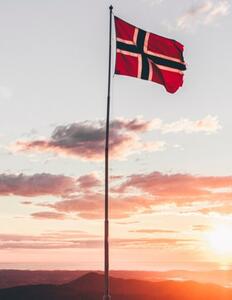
[0,172,103,198]
[31,171,232,219]
[0,173,76,197]
[116,172,232,204]
[2,170,232,220]
[77,173,102,190]
[45,193,154,220]
[31,211,68,220]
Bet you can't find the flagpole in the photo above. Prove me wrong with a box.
[103,5,113,300]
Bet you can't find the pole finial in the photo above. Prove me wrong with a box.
[109,5,113,10]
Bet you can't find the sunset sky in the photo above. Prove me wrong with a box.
[0,0,232,271]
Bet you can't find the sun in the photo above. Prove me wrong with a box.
[208,225,232,255]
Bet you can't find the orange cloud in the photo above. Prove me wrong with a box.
[130,229,178,234]
[198,205,232,215]
[192,225,212,231]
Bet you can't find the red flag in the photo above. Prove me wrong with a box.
[114,16,186,94]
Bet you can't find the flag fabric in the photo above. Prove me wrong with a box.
[114,16,186,94]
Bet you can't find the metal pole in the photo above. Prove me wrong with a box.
[103,5,113,300]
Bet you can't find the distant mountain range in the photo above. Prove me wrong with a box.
[0,269,231,289]
[0,272,231,300]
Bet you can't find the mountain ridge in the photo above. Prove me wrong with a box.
[0,269,231,289]
[0,271,231,300]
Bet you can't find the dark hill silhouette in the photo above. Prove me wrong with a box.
[0,269,89,288]
[0,272,231,300]
[1,269,231,289]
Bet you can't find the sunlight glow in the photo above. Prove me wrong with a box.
[208,225,232,255]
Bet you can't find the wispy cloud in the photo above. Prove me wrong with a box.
[31,211,68,220]
[205,0,230,23]
[166,0,230,31]
[130,229,178,234]
[162,115,221,134]
[192,224,212,231]
[0,231,101,249]
[0,232,194,249]
[199,204,232,215]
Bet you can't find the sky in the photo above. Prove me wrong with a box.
[0,0,232,271]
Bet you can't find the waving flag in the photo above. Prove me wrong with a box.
[114,16,186,93]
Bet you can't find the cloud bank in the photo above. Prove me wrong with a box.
[1,170,231,220]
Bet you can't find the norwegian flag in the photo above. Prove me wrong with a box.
[114,16,186,94]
